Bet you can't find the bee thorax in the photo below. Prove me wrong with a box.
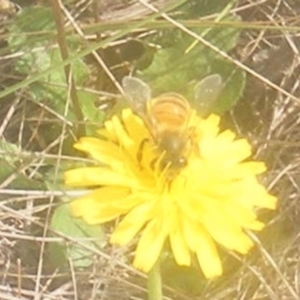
[156,132,189,170]
[157,132,187,154]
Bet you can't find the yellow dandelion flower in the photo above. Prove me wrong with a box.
[65,108,277,279]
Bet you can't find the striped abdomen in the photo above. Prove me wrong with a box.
[148,93,190,132]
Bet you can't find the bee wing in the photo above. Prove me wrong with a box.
[194,74,223,117]
[122,76,152,118]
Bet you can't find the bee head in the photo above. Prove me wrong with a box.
[160,155,187,170]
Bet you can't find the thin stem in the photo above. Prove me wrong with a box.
[147,258,163,300]
[51,0,85,137]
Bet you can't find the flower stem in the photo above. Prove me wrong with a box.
[147,258,163,300]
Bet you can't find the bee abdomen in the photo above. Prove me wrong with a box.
[149,94,190,130]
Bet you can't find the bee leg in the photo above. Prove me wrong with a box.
[150,157,158,170]
[187,126,201,156]
[136,138,150,168]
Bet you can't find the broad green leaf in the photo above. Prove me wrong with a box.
[49,204,105,269]
[77,90,106,133]
[0,139,20,163]
[0,140,45,190]
[140,15,241,101]
[0,159,45,190]
[208,59,246,114]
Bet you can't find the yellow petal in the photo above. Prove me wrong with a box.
[133,219,166,272]
[182,218,222,278]
[169,223,191,266]
[195,241,223,278]
[111,202,155,245]
[70,186,131,223]
[200,134,252,163]
[121,109,148,143]
[74,137,126,170]
[229,178,277,210]
[196,114,220,138]
[200,211,254,254]
[110,114,135,150]
[229,161,267,178]
[65,167,137,188]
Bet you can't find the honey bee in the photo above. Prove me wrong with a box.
[122,75,223,172]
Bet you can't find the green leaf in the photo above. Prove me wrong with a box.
[49,204,105,269]
[0,140,45,190]
[183,0,235,18]
[10,6,55,33]
[77,90,106,131]
[0,159,44,190]
[209,59,246,114]
[0,139,20,163]
[140,15,241,98]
